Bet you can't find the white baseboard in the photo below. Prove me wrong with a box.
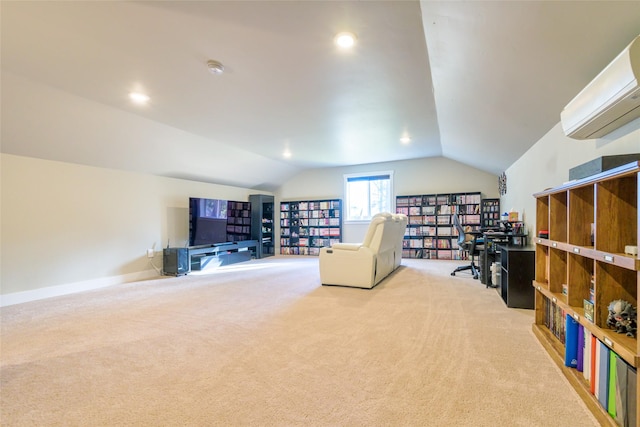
[0,269,161,307]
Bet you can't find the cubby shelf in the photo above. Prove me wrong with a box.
[533,161,639,426]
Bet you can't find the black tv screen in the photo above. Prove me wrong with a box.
[189,197,228,246]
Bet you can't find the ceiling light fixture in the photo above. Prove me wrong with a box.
[334,32,357,49]
[283,150,292,159]
[400,136,411,144]
[129,92,150,104]
[207,59,225,74]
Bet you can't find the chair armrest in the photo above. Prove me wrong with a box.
[329,243,363,251]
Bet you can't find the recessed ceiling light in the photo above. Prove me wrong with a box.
[400,136,411,144]
[129,92,150,104]
[334,32,357,49]
[207,59,225,74]
[283,150,292,159]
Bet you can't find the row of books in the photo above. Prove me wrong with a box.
[226,225,250,234]
[544,298,566,342]
[228,216,251,225]
[281,218,340,227]
[281,227,340,237]
[405,226,480,236]
[281,209,340,219]
[228,208,250,218]
[280,242,339,253]
[564,315,637,427]
[427,204,483,214]
[452,194,482,205]
[281,246,322,255]
[396,193,482,206]
[406,226,438,237]
[400,249,470,260]
[228,202,250,211]
[281,201,340,211]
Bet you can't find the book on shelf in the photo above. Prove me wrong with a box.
[583,329,591,381]
[590,334,597,395]
[564,314,579,369]
[609,351,617,418]
[597,340,609,409]
[577,325,584,372]
[423,206,436,215]
[409,206,421,215]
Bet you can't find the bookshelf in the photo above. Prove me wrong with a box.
[396,192,481,260]
[532,161,638,427]
[280,199,342,255]
[481,198,500,228]
[226,201,252,242]
[249,194,274,258]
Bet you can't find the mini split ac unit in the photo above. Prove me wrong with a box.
[561,35,640,140]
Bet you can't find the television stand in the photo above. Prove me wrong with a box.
[188,240,258,271]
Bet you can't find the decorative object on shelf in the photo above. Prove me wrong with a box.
[583,299,594,322]
[606,299,637,337]
[498,172,507,195]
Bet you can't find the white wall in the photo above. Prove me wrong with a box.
[0,154,268,304]
[502,119,640,239]
[277,156,499,243]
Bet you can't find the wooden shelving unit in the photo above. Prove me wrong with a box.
[279,199,342,255]
[532,161,639,427]
[396,192,482,259]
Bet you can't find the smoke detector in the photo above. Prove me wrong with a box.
[207,60,224,74]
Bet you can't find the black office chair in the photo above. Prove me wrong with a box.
[450,213,483,279]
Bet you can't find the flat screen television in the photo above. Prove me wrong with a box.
[189,197,228,247]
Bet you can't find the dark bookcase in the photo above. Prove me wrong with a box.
[280,199,342,255]
[396,192,481,259]
[226,201,252,242]
[481,198,500,228]
[249,194,274,259]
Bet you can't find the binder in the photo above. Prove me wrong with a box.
[608,350,617,418]
[583,329,591,381]
[564,314,579,368]
[597,340,609,409]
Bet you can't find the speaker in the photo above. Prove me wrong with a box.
[163,248,189,276]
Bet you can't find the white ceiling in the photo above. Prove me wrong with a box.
[2,1,639,191]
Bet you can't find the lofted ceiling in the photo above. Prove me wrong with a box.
[2,1,639,191]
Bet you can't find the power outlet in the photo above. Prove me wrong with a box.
[146,249,155,258]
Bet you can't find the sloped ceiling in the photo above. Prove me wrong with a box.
[1,1,639,190]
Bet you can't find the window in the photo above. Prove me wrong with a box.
[344,171,394,222]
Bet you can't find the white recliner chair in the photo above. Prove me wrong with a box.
[319,213,408,289]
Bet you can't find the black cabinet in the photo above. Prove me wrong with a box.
[498,245,535,309]
[249,194,274,259]
[163,248,189,276]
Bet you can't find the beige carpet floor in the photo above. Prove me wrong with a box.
[1,256,598,426]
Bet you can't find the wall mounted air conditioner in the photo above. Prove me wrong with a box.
[561,35,640,140]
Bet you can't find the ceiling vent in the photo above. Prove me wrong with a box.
[561,35,640,140]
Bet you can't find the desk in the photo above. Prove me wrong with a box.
[480,232,527,287]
